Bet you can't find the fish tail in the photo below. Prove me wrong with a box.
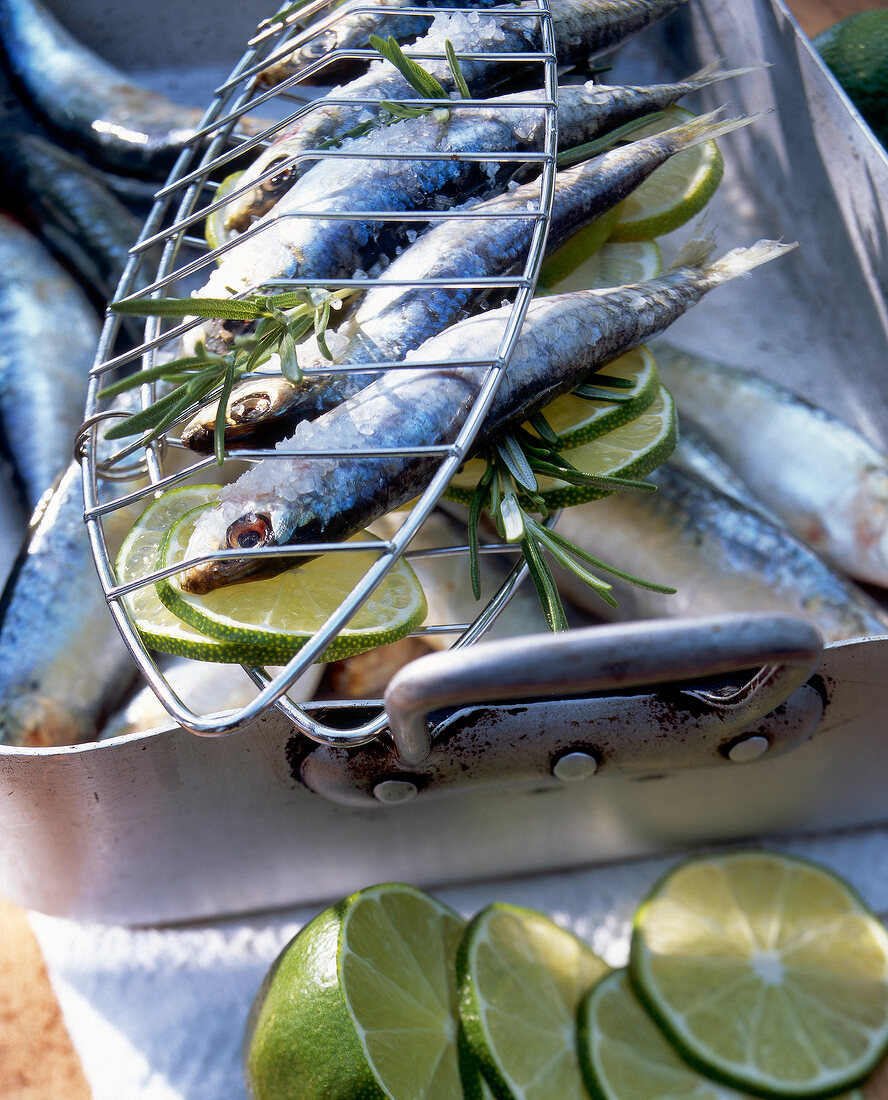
[660,106,767,152]
[692,239,800,284]
[683,59,767,89]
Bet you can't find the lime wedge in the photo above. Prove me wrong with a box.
[245,883,472,1099]
[115,484,287,664]
[444,385,676,509]
[156,491,427,663]
[537,345,660,450]
[630,851,888,1098]
[457,902,609,1100]
[205,170,244,254]
[539,237,663,295]
[609,107,724,241]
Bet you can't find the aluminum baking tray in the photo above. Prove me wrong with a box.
[1,0,887,925]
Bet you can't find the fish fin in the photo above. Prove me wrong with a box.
[663,106,769,151]
[684,59,769,88]
[669,232,719,272]
[704,239,800,283]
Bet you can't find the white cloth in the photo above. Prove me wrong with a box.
[30,824,888,1100]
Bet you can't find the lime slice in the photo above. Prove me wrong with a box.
[539,237,663,295]
[444,385,676,509]
[579,969,865,1100]
[608,107,724,242]
[537,345,660,450]
[536,208,619,292]
[630,851,888,1098]
[205,170,244,253]
[580,969,759,1100]
[245,883,472,1099]
[115,484,288,664]
[457,902,609,1100]
[156,492,427,663]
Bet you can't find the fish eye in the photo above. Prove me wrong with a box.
[262,157,296,197]
[231,393,272,424]
[226,513,273,550]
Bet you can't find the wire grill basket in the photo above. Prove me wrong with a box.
[79,0,559,748]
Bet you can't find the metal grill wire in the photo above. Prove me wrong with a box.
[80,0,559,747]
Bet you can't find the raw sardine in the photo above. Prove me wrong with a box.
[193,81,746,355]
[1,0,202,175]
[257,0,500,88]
[0,213,100,510]
[655,343,888,588]
[0,461,141,746]
[224,0,690,229]
[177,238,794,593]
[182,105,752,448]
[551,463,888,643]
[1,131,143,309]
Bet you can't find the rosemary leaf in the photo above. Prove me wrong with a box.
[497,434,537,492]
[445,40,471,99]
[542,524,677,593]
[369,35,447,100]
[110,295,263,321]
[97,358,206,399]
[102,384,192,439]
[571,385,636,403]
[527,411,557,444]
[467,476,488,601]
[521,534,569,632]
[556,112,666,169]
[214,360,239,465]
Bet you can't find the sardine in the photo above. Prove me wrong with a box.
[551,463,888,643]
[0,461,141,746]
[257,0,501,88]
[98,657,325,739]
[223,0,690,229]
[182,105,753,450]
[177,238,795,593]
[0,213,100,511]
[192,76,744,356]
[654,343,888,588]
[1,130,143,309]
[0,0,206,175]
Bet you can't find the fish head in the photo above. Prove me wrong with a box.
[176,493,296,593]
[180,376,298,453]
[224,152,300,232]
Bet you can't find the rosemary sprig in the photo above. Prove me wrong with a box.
[466,426,675,631]
[103,287,350,460]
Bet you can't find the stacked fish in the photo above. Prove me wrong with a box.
[0,0,885,749]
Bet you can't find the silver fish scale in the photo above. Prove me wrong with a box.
[80,0,564,745]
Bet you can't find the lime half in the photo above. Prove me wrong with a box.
[245,883,472,1099]
[609,107,724,241]
[630,851,888,1098]
[458,902,609,1100]
[156,492,427,663]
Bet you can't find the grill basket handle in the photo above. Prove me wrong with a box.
[384,613,823,766]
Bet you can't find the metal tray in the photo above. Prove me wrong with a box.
[2,0,887,925]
